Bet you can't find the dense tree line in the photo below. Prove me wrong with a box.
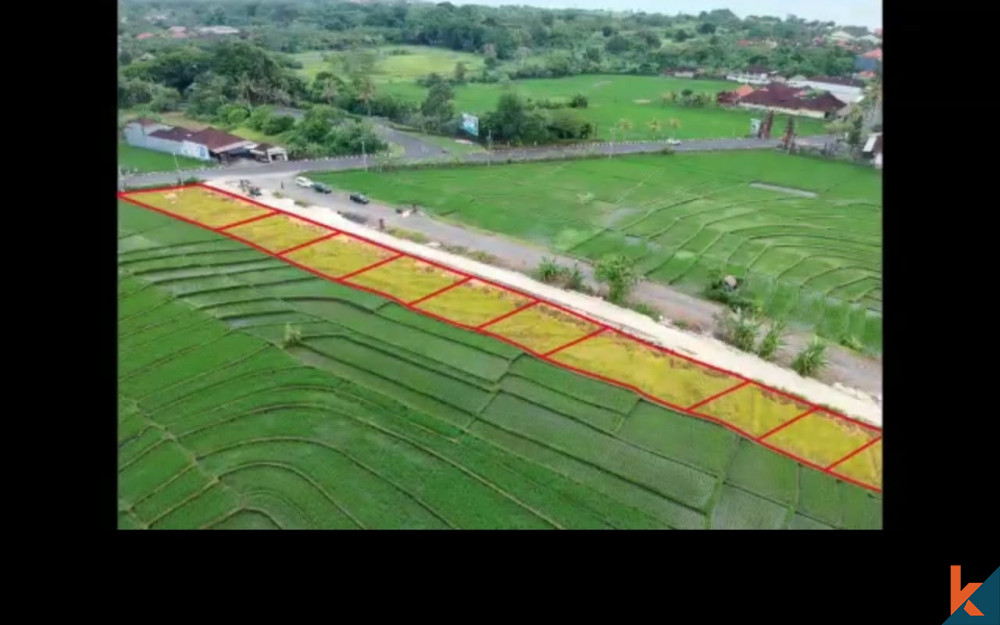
[119,1,875,79]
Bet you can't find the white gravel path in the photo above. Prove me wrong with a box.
[207,180,883,427]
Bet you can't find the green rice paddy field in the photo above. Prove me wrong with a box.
[315,150,883,352]
[118,142,207,174]
[117,199,881,529]
[378,74,828,141]
[291,47,825,141]
[292,45,485,84]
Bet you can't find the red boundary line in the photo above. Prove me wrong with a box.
[408,275,473,306]
[826,435,882,471]
[476,299,539,330]
[119,183,883,493]
[276,231,341,256]
[338,253,404,281]
[686,380,751,411]
[757,407,817,441]
[543,327,606,357]
[217,211,279,232]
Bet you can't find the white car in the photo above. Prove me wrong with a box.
[666,139,681,146]
[294,176,313,188]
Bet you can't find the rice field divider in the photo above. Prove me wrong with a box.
[119,183,884,493]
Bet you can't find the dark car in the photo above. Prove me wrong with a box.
[313,182,333,194]
[349,193,370,204]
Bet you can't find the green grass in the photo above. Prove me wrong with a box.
[292,45,485,84]
[379,74,828,141]
[404,130,487,154]
[313,150,883,352]
[117,198,882,529]
[118,142,208,173]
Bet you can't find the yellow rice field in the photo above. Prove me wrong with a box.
[766,411,879,469]
[133,187,269,228]
[226,214,330,252]
[830,438,882,487]
[346,256,464,303]
[285,236,394,277]
[552,332,741,408]
[697,385,811,438]
[415,279,532,327]
[486,303,599,354]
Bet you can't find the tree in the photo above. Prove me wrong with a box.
[647,119,662,138]
[668,118,681,139]
[614,118,633,139]
[605,34,628,54]
[453,61,468,84]
[421,79,455,129]
[673,29,691,42]
[847,114,863,152]
[595,254,639,304]
[697,22,717,35]
[354,75,377,116]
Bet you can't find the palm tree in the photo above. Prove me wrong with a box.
[321,78,340,105]
[358,76,376,116]
[615,118,634,139]
[647,119,662,139]
[668,118,681,139]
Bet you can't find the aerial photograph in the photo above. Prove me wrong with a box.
[117,0,883,530]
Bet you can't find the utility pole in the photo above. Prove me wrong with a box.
[361,139,367,171]
[173,152,181,184]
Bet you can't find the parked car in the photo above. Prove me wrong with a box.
[666,139,681,146]
[294,176,313,188]
[313,182,332,194]
[349,193,370,204]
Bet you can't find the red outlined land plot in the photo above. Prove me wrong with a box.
[118,183,884,493]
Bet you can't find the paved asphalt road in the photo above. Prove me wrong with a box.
[119,131,877,396]
[121,134,828,188]
[218,171,881,398]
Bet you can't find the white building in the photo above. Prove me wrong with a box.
[786,78,864,104]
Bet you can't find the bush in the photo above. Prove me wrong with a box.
[281,323,303,348]
[627,301,660,320]
[839,334,864,352]
[757,319,786,361]
[263,115,296,135]
[569,94,589,108]
[715,308,761,352]
[536,257,566,283]
[565,265,586,291]
[792,338,828,377]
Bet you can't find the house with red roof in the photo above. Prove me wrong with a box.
[136,32,155,41]
[855,48,882,72]
[736,82,847,119]
[121,119,281,163]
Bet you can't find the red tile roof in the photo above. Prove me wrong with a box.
[862,48,883,60]
[148,126,251,151]
[136,32,155,40]
[733,84,756,97]
[738,82,846,113]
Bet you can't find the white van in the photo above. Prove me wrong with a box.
[294,176,313,188]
